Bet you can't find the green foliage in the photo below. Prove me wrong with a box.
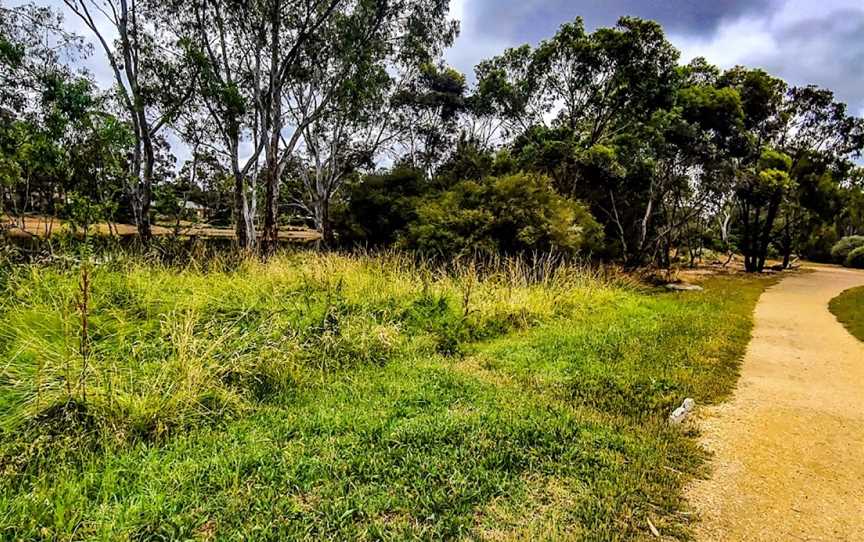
[401,172,603,256]
[433,136,510,189]
[758,148,793,173]
[750,148,795,199]
[831,236,864,263]
[678,85,743,131]
[837,180,864,236]
[829,286,864,342]
[801,225,840,262]
[757,169,793,192]
[472,44,541,135]
[718,67,787,134]
[63,192,118,234]
[845,245,864,269]
[0,9,135,225]
[5,3,864,267]
[335,167,425,246]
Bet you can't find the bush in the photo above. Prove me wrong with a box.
[802,225,839,263]
[831,236,864,263]
[400,172,603,257]
[334,167,425,247]
[845,245,864,269]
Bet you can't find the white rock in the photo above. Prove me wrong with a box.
[669,398,695,424]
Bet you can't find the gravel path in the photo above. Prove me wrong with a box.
[688,265,864,541]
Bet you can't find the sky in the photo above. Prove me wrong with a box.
[21,0,864,162]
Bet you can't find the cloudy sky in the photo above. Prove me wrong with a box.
[446,0,864,118]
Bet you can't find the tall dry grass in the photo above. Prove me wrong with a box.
[0,249,624,442]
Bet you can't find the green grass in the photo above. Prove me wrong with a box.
[0,252,773,540]
[829,285,864,343]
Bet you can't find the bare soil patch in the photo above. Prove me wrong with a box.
[2,215,321,241]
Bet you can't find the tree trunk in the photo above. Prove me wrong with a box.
[741,201,759,272]
[754,195,781,273]
[262,4,282,254]
[263,166,280,252]
[635,193,654,265]
[318,196,334,247]
[139,134,154,241]
[780,218,793,269]
[233,173,254,250]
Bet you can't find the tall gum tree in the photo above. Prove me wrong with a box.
[173,0,456,251]
[773,86,864,267]
[267,0,457,251]
[63,0,197,241]
[473,17,681,263]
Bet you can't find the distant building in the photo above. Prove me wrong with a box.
[182,201,206,221]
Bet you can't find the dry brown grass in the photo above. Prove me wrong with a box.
[474,474,584,541]
[1,215,321,241]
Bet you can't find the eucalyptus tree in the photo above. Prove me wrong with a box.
[288,3,459,245]
[269,0,457,251]
[474,17,682,263]
[392,63,468,175]
[289,100,385,245]
[0,3,98,225]
[62,0,197,240]
[166,0,347,248]
[770,86,864,266]
[173,0,456,251]
[475,17,678,146]
[1,4,86,112]
[168,0,265,248]
[713,69,864,270]
[644,65,748,266]
[472,45,547,141]
[837,170,864,238]
[710,68,789,271]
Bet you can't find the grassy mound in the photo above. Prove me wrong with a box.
[829,286,864,342]
[0,252,772,540]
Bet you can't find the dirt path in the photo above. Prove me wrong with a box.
[688,265,864,541]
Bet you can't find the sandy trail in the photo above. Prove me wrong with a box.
[688,265,864,541]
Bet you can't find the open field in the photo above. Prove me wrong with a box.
[1,215,321,242]
[829,284,864,342]
[0,253,773,540]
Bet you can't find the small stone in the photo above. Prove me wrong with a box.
[669,398,695,424]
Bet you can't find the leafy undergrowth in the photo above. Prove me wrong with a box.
[829,285,864,342]
[0,252,773,540]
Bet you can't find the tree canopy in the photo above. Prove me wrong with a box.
[2,4,863,270]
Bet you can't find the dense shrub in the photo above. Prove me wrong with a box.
[334,166,425,247]
[333,144,521,249]
[801,225,839,263]
[400,172,603,257]
[831,236,864,263]
[845,245,864,269]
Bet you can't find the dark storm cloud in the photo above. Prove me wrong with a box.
[751,10,864,113]
[464,0,777,44]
